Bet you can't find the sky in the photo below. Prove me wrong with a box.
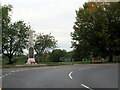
[2,0,88,51]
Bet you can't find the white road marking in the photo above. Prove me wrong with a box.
[11,71,16,73]
[0,77,2,79]
[81,84,93,90]
[16,70,20,72]
[2,76,5,78]
[78,67,97,71]
[79,68,88,70]
[79,67,91,70]
[5,74,8,76]
[8,73,12,75]
[69,72,73,79]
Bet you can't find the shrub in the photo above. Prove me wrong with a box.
[2,58,9,66]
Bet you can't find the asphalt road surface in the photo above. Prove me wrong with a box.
[1,64,119,89]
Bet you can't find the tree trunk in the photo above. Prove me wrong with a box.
[8,55,13,64]
[108,55,113,62]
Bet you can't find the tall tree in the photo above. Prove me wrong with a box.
[2,5,30,64]
[0,5,2,57]
[50,49,66,62]
[71,2,120,62]
[34,33,57,62]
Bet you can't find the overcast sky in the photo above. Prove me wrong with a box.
[2,0,88,51]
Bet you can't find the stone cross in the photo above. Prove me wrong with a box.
[26,30,37,64]
[29,30,34,58]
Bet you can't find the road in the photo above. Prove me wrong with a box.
[1,64,119,89]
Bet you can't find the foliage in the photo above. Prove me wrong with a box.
[34,33,57,62]
[50,49,66,62]
[64,51,73,61]
[2,58,9,66]
[2,5,30,64]
[71,2,120,62]
[13,55,27,64]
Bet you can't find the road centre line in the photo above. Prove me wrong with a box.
[78,68,91,71]
[5,74,8,76]
[8,73,12,75]
[81,84,93,90]
[16,70,20,72]
[69,72,73,79]
[19,70,23,71]
[78,67,97,71]
[11,71,16,73]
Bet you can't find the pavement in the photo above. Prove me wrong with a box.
[1,64,119,89]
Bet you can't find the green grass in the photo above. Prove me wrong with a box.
[38,61,91,66]
[38,62,72,66]
[62,61,91,64]
[1,60,119,68]
[15,61,25,65]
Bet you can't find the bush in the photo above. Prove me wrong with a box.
[2,58,9,66]
[13,56,27,65]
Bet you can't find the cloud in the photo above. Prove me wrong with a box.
[2,0,87,51]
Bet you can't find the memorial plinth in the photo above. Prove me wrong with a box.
[26,30,37,65]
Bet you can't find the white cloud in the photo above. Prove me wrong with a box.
[2,0,88,51]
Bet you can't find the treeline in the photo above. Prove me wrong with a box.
[71,2,120,62]
[1,1,120,65]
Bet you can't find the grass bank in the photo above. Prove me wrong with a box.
[1,60,119,68]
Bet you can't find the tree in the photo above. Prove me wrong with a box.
[34,33,57,62]
[0,5,2,57]
[50,49,66,62]
[2,5,30,64]
[71,2,120,62]
[64,51,73,61]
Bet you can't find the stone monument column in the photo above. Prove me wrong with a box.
[26,30,37,64]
